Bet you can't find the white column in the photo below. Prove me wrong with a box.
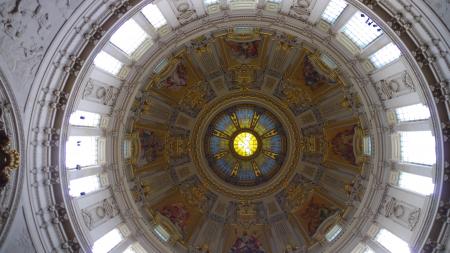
[388,186,425,210]
[383,92,421,109]
[376,215,412,243]
[280,0,292,14]
[68,165,104,180]
[68,125,103,136]
[360,34,390,58]
[133,12,159,38]
[90,68,123,87]
[90,216,122,241]
[394,162,433,177]
[103,42,133,66]
[191,0,207,17]
[155,0,181,28]
[331,5,357,33]
[370,57,406,80]
[78,100,111,115]
[257,0,265,9]
[366,240,390,253]
[394,119,432,132]
[307,0,331,24]
[76,188,111,209]
[110,238,133,253]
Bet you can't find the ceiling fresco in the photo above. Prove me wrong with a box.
[126,27,369,252]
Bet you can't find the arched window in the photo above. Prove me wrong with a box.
[341,11,383,48]
[92,228,124,253]
[110,19,149,55]
[141,4,167,29]
[374,228,410,253]
[321,0,348,24]
[325,224,343,242]
[229,0,257,9]
[351,243,375,253]
[399,131,436,165]
[69,110,101,127]
[398,171,434,195]
[66,136,99,168]
[395,104,430,122]
[69,175,101,197]
[369,43,401,68]
[204,0,219,5]
[94,51,124,75]
[154,224,170,242]
[123,243,146,253]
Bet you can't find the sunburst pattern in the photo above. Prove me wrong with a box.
[205,105,286,186]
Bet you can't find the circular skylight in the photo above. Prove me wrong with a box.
[233,131,259,157]
[204,104,286,187]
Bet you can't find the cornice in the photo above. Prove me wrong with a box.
[18,0,450,252]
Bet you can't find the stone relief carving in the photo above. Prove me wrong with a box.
[380,197,421,230]
[82,80,120,106]
[173,0,197,24]
[0,0,79,87]
[289,0,312,21]
[0,108,19,190]
[375,71,415,100]
[81,198,119,230]
[424,0,450,31]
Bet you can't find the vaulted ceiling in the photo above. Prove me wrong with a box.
[0,0,448,253]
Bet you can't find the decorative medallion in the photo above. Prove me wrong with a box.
[204,104,287,187]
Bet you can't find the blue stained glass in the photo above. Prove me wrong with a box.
[260,159,277,175]
[205,104,287,186]
[209,136,228,154]
[254,114,275,134]
[216,116,237,135]
[236,107,254,129]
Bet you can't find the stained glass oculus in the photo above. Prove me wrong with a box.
[205,105,287,187]
[233,132,259,157]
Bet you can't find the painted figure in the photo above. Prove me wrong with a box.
[229,231,265,253]
[300,199,338,236]
[227,40,259,60]
[139,130,164,165]
[303,57,332,89]
[331,127,356,164]
[160,63,188,90]
[159,202,190,232]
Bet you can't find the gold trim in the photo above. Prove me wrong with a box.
[190,91,302,200]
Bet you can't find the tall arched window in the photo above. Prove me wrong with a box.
[398,171,434,195]
[92,228,124,253]
[69,110,101,127]
[395,104,430,122]
[374,228,410,253]
[399,131,436,165]
[68,175,101,197]
[66,136,99,168]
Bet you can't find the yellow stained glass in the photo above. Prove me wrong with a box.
[233,132,258,157]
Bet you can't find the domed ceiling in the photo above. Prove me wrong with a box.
[126,28,368,252]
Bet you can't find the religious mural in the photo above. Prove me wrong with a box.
[226,40,259,60]
[275,174,313,211]
[302,56,335,89]
[149,178,214,241]
[137,129,165,166]
[147,55,215,117]
[216,30,269,90]
[229,231,266,253]
[293,192,340,237]
[331,127,356,165]
[274,50,341,115]
[323,118,364,171]
[159,202,190,232]
[157,62,188,90]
